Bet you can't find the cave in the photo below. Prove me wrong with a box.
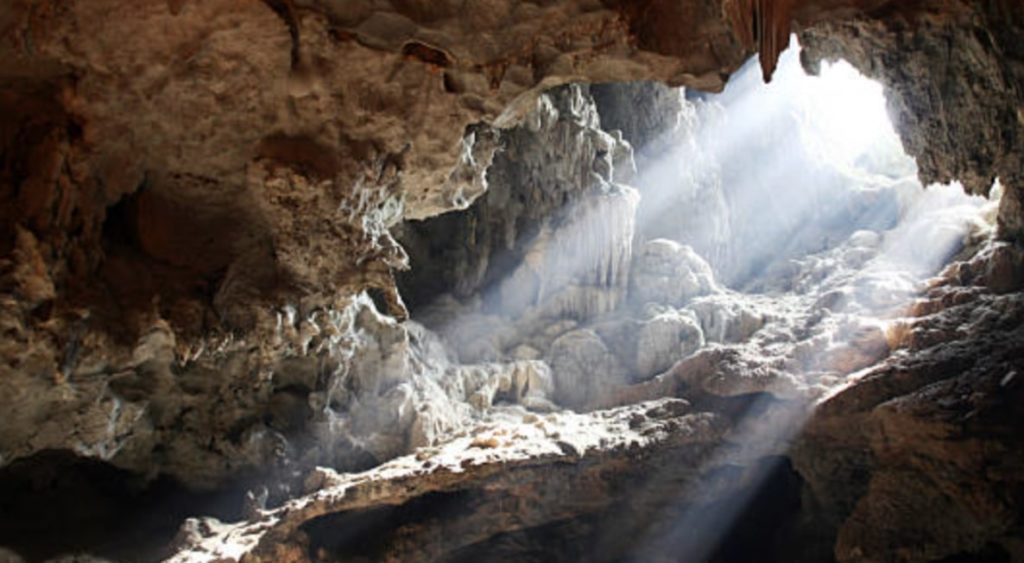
[2,2,1024,562]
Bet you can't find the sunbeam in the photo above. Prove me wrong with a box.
[394,36,996,562]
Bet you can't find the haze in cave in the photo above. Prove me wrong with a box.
[1,2,1023,563]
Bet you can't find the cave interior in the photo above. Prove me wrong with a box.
[1,1,1024,562]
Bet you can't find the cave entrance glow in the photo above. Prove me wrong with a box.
[387,41,998,562]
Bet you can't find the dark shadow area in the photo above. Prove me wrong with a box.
[0,450,248,562]
[932,544,1012,563]
[301,490,472,561]
[446,516,598,563]
[90,169,279,338]
[618,456,807,563]
[704,457,807,563]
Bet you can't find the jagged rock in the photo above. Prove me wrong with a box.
[1,0,1022,488]
[793,266,1024,562]
[671,346,801,399]
[799,3,1024,240]
[399,85,639,323]
[167,399,738,563]
[595,85,735,271]
[2,1,1024,561]
[0,0,756,486]
[981,242,1024,293]
[591,81,686,168]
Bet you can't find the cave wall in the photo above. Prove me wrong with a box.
[791,243,1024,562]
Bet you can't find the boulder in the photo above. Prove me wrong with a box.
[631,239,718,307]
[635,310,705,380]
[547,329,628,409]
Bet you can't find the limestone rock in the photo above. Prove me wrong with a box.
[630,239,718,307]
[547,329,628,410]
[1,1,1024,561]
[167,399,732,563]
[634,309,705,380]
[399,85,639,323]
[794,274,1024,562]
[982,242,1024,293]
[689,294,765,344]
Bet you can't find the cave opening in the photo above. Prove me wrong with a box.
[383,41,998,561]
[396,40,993,399]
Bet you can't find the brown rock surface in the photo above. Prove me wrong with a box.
[167,399,741,562]
[794,252,1024,562]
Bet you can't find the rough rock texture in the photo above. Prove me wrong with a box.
[793,242,1024,562]
[2,0,1023,483]
[398,84,647,410]
[0,289,559,487]
[164,234,1022,562]
[166,398,764,563]
[397,84,637,319]
[634,308,705,379]
[630,239,720,307]
[548,329,629,409]
[590,80,686,170]
[2,0,1024,561]
[594,81,735,270]
[0,0,761,488]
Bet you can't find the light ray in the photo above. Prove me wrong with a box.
[402,35,995,561]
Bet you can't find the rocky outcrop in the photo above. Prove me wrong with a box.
[2,0,1023,481]
[0,0,755,356]
[630,239,719,308]
[167,398,747,563]
[793,241,1024,562]
[162,235,1020,562]
[0,289,562,488]
[397,84,637,317]
[593,81,736,271]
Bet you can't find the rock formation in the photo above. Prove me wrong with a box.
[1,0,1024,561]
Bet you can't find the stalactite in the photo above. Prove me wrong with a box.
[538,184,640,319]
[723,0,794,82]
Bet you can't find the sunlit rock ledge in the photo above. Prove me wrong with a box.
[170,399,727,562]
